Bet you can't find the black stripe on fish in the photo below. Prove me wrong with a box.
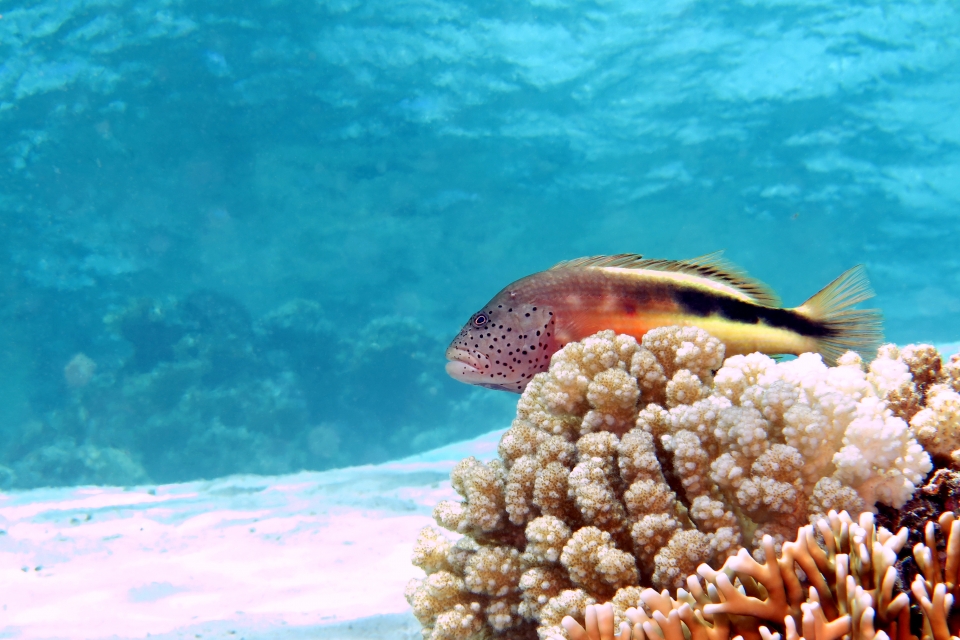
[673,288,833,338]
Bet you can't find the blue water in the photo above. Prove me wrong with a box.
[1,0,958,489]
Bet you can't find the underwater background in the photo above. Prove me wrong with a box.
[1,0,958,490]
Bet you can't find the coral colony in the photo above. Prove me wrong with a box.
[407,327,960,640]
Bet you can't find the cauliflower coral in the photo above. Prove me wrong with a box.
[408,328,955,640]
[912,385,960,465]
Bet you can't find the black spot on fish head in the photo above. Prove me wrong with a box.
[445,298,560,393]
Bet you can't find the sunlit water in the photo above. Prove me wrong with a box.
[0,0,957,526]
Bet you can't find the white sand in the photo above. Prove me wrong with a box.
[0,430,504,639]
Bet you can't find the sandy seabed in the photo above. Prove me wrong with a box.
[0,430,503,639]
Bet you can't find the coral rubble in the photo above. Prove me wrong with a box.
[409,328,960,640]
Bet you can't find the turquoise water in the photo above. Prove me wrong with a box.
[0,0,958,488]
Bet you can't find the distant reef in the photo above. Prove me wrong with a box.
[0,291,511,489]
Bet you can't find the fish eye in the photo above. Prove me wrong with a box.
[473,313,488,327]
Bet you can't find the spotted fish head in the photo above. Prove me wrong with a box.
[445,299,560,393]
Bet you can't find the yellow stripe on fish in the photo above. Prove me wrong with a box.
[445,252,882,393]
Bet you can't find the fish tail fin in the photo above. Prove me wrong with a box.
[794,265,884,365]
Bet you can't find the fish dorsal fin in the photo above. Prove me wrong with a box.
[550,251,781,307]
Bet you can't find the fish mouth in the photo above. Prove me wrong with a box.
[445,348,486,383]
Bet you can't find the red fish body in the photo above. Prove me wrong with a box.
[445,253,882,393]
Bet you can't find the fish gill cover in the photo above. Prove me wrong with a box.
[0,0,958,488]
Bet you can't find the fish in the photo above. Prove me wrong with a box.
[444,252,882,393]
